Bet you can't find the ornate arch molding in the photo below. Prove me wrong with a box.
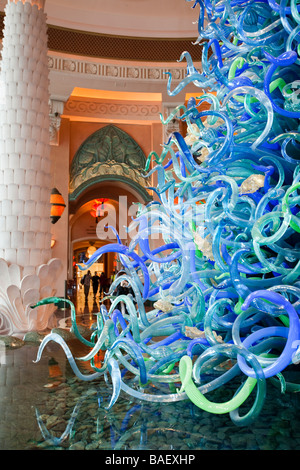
[69,125,152,211]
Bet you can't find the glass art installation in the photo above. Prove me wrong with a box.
[34,0,300,426]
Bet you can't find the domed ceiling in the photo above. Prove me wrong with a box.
[0,0,201,62]
[0,0,199,37]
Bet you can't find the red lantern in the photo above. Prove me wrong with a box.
[50,188,66,224]
[90,198,109,221]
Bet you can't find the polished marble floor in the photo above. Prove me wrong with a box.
[1,287,300,451]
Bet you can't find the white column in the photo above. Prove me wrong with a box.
[0,0,62,335]
[0,0,52,274]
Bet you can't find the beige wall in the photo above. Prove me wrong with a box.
[49,93,163,296]
[49,117,70,297]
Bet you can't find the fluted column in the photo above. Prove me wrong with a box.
[0,0,62,335]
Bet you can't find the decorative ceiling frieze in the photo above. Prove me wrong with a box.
[63,97,161,122]
[47,53,191,85]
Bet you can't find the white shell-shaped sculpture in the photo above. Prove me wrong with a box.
[0,257,62,336]
[153,299,174,313]
[184,326,206,339]
[184,125,209,162]
[239,174,265,194]
[184,123,200,146]
[194,232,214,261]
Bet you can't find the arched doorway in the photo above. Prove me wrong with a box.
[69,124,152,306]
[70,197,119,290]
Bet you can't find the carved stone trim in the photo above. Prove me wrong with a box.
[64,97,161,121]
[47,53,194,84]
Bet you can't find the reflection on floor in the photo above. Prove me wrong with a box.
[77,287,102,312]
[63,285,110,330]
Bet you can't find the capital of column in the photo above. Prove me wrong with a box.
[8,0,46,10]
[162,103,182,142]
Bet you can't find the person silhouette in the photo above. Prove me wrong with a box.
[82,270,92,302]
[92,271,100,298]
